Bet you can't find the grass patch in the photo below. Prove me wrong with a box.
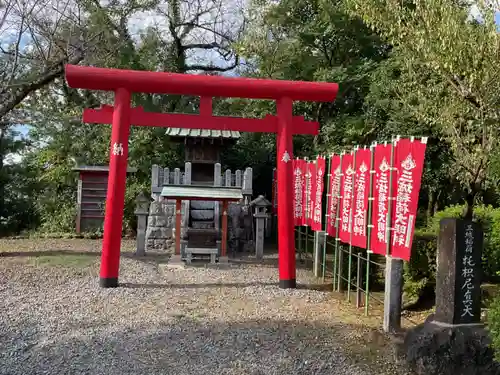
[0,238,135,271]
[26,253,97,268]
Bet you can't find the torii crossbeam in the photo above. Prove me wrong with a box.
[65,64,339,289]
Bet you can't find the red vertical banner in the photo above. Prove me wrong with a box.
[293,159,306,226]
[390,138,427,260]
[326,155,342,237]
[339,153,355,244]
[272,168,277,214]
[311,156,326,231]
[303,161,316,227]
[351,148,371,248]
[370,143,393,255]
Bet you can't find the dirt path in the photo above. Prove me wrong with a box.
[0,239,407,375]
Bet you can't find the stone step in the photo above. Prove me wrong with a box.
[192,221,214,229]
[187,239,217,248]
[185,247,218,254]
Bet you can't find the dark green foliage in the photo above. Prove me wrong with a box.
[404,229,438,302]
[487,297,500,362]
[404,205,500,302]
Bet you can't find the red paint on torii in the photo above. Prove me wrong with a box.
[64,64,339,289]
[66,65,337,101]
[83,105,320,135]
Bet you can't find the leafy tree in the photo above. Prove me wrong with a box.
[0,126,34,235]
[346,0,500,217]
[15,0,247,232]
[236,0,391,153]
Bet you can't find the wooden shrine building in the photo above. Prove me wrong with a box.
[161,184,243,263]
[165,127,240,185]
[73,165,137,233]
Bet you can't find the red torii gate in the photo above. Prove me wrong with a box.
[65,64,339,289]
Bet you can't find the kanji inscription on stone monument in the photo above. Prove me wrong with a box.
[454,221,482,324]
[434,218,483,325]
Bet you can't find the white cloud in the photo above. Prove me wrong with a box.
[126,0,247,73]
[4,152,23,165]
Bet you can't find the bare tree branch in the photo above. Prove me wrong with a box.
[186,54,240,72]
[0,51,84,120]
[0,0,106,122]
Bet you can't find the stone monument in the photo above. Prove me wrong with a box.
[250,195,271,260]
[399,218,499,375]
[134,192,151,256]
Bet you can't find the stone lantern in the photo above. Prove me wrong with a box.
[134,192,151,256]
[249,195,272,260]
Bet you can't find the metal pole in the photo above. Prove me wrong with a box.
[365,142,376,315]
[304,157,310,262]
[347,148,357,302]
[322,155,331,281]
[297,226,302,261]
[356,252,362,308]
[385,137,398,257]
[334,153,344,292]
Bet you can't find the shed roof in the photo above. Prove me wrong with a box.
[165,128,240,139]
[161,185,243,201]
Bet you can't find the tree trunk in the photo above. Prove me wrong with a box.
[433,190,441,216]
[463,191,475,220]
[0,124,5,234]
[426,189,435,225]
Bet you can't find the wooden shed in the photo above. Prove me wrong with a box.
[73,166,137,233]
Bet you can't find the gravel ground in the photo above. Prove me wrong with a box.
[0,239,394,375]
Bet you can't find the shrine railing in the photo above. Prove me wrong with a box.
[151,162,253,196]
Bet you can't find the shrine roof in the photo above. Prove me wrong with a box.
[164,128,241,139]
[160,185,243,201]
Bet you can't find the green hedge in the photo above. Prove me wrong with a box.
[404,205,500,300]
[411,205,500,361]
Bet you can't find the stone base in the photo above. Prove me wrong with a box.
[398,314,499,375]
[204,256,232,270]
[165,254,185,269]
[146,238,173,251]
[218,256,229,264]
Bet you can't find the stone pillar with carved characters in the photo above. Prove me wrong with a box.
[399,218,495,375]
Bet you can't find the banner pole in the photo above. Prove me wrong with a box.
[304,157,309,262]
[322,155,331,281]
[385,137,398,257]
[365,142,376,315]
[347,148,357,303]
[294,158,302,262]
[335,152,344,292]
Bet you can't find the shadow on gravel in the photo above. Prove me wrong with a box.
[0,316,397,375]
[0,250,170,263]
[0,250,102,258]
[1,247,314,270]
[120,282,331,292]
[230,253,316,272]
[120,281,280,289]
